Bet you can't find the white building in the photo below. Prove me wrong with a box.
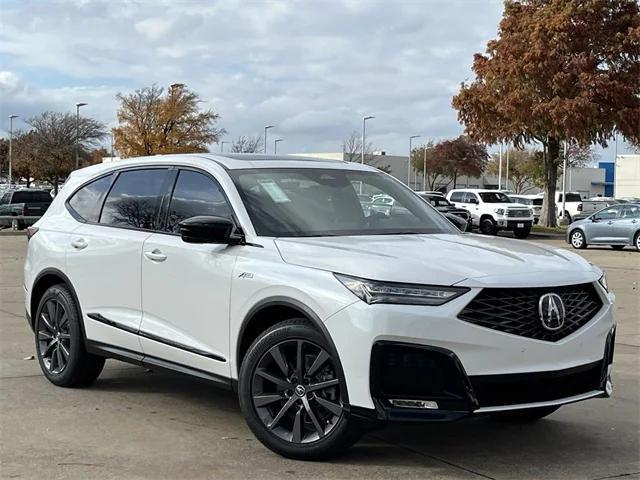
[614,155,640,197]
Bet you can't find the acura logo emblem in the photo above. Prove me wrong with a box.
[539,293,565,331]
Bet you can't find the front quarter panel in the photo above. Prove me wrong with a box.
[228,240,357,379]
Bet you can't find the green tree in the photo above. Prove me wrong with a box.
[453,0,640,226]
[114,83,225,157]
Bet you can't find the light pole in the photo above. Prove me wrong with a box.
[505,142,510,191]
[561,141,568,221]
[423,142,428,191]
[274,139,283,154]
[408,135,420,188]
[498,142,503,190]
[75,102,88,169]
[361,115,374,164]
[264,125,274,154]
[220,141,228,152]
[8,115,18,187]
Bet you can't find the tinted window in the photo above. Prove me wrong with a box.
[595,206,622,220]
[166,170,231,233]
[449,192,464,202]
[559,193,582,202]
[11,191,52,203]
[0,192,10,204]
[68,174,113,222]
[463,193,479,203]
[100,169,172,230]
[478,192,510,203]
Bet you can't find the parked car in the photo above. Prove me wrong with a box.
[546,192,600,223]
[507,194,543,224]
[447,188,534,238]
[0,188,53,230]
[24,154,615,460]
[567,203,640,251]
[418,192,472,231]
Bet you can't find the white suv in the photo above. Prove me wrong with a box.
[24,154,615,459]
[447,189,535,238]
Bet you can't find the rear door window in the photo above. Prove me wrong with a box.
[68,174,114,222]
[449,192,465,202]
[100,169,173,230]
[165,170,232,233]
[11,191,52,203]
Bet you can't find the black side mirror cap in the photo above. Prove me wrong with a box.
[178,216,244,244]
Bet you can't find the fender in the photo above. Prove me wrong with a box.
[237,296,349,404]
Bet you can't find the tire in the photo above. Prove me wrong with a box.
[513,226,531,239]
[611,245,625,251]
[480,218,497,235]
[11,218,20,231]
[491,406,560,422]
[34,284,105,387]
[635,232,640,252]
[238,319,364,460]
[569,229,587,249]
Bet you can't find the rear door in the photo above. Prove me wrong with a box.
[66,168,174,353]
[139,168,237,379]
[615,205,640,244]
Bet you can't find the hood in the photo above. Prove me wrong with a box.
[274,234,598,288]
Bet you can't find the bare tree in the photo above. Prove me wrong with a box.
[341,130,390,173]
[231,135,264,153]
[26,111,107,193]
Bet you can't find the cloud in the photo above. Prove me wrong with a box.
[0,0,515,154]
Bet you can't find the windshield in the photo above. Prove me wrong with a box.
[420,194,451,207]
[479,192,511,203]
[230,168,457,237]
[509,196,531,205]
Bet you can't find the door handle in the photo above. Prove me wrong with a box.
[70,238,88,250]
[144,249,167,262]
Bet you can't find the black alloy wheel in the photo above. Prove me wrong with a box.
[37,298,72,374]
[34,285,105,387]
[239,320,364,459]
[480,218,497,235]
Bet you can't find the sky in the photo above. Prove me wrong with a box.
[0,0,630,160]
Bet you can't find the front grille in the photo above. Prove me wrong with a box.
[470,361,603,407]
[458,283,602,342]
[507,208,530,217]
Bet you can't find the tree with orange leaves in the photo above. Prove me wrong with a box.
[453,0,640,226]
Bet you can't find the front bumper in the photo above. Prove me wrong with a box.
[325,284,615,420]
[496,218,533,230]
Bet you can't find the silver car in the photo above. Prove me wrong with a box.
[567,203,640,251]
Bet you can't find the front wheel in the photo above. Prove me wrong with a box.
[513,226,531,239]
[570,229,587,249]
[480,218,497,235]
[34,284,105,387]
[491,406,560,422]
[238,320,363,459]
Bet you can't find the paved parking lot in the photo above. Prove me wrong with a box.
[0,233,638,480]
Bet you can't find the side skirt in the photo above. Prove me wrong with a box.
[85,340,232,391]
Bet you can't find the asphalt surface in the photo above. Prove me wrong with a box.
[0,233,638,480]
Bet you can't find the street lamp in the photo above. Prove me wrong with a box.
[220,141,228,153]
[274,138,283,154]
[408,135,420,188]
[75,102,88,169]
[264,125,274,154]
[361,116,375,164]
[8,115,18,187]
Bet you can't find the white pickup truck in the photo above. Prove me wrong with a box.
[447,189,534,238]
[541,192,601,223]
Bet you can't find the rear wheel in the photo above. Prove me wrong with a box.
[34,285,105,387]
[238,320,363,459]
[635,232,640,252]
[480,218,497,235]
[570,229,587,249]
[513,226,531,239]
[491,406,560,422]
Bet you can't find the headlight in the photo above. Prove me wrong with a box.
[598,272,608,292]
[528,208,534,216]
[334,273,469,306]
[494,208,505,215]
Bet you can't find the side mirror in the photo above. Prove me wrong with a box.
[178,216,244,244]
[444,213,467,231]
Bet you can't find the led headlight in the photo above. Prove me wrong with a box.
[494,208,505,215]
[334,273,469,306]
[598,272,608,292]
